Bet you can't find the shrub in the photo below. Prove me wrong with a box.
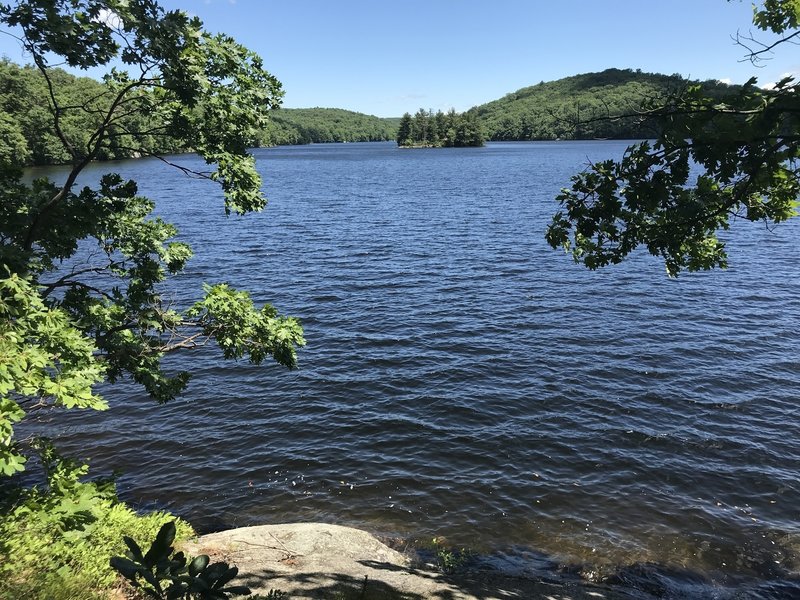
[0,441,193,600]
[111,520,251,600]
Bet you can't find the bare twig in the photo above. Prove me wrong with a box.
[734,29,800,65]
[40,266,111,297]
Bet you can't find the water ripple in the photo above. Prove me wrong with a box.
[24,141,800,596]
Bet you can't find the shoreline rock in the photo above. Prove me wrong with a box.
[184,522,637,599]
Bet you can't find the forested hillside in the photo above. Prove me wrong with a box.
[0,59,183,166]
[259,108,400,145]
[0,61,399,164]
[474,68,735,140]
[1,60,741,165]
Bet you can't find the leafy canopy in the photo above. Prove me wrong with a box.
[0,58,187,165]
[546,0,800,276]
[0,0,305,477]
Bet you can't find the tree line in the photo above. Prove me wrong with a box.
[258,108,400,145]
[0,60,742,167]
[473,68,736,141]
[397,108,485,147]
[0,59,403,163]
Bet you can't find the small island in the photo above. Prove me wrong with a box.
[397,108,485,147]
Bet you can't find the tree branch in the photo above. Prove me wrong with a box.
[40,266,111,298]
[734,29,800,65]
[23,69,158,252]
[29,51,76,160]
[106,147,214,179]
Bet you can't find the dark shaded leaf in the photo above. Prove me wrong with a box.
[189,554,210,577]
[123,535,145,561]
[212,566,238,589]
[144,521,176,565]
[110,555,141,581]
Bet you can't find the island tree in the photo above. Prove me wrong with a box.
[397,108,485,147]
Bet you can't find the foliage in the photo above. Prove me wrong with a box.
[413,536,475,575]
[396,108,484,148]
[753,0,800,32]
[0,0,305,477]
[0,61,400,157]
[0,58,185,166]
[0,441,193,600]
[429,537,474,574]
[473,68,734,141]
[546,2,800,276]
[0,272,107,474]
[259,108,400,146]
[111,520,253,600]
[0,109,30,165]
[0,2,305,593]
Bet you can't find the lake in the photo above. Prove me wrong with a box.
[28,141,800,597]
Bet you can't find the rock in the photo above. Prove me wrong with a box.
[184,523,639,599]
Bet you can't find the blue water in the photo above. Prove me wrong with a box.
[28,141,800,597]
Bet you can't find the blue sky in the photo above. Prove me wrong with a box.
[1,0,798,117]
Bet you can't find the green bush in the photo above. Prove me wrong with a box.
[0,441,193,600]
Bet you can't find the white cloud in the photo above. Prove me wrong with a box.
[761,71,799,90]
[718,78,732,85]
[94,8,123,29]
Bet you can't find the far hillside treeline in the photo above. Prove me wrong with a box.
[259,108,400,145]
[475,68,735,140]
[0,61,739,167]
[397,108,484,147]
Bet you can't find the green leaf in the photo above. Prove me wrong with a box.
[189,554,209,577]
[110,556,143,581]
[144,521,176,566]
[0,449,27,476]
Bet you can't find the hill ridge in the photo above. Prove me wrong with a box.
[471,67,734,141]
[271,68,735,145]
